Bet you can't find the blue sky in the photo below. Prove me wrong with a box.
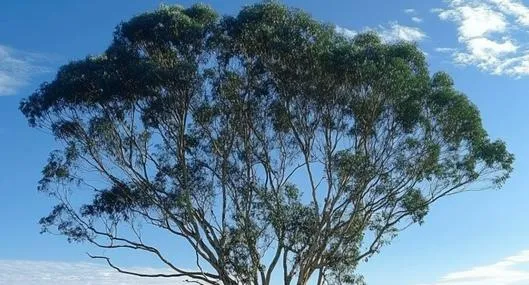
[1,0,529,284]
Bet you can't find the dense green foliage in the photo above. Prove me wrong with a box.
[21,3,513,285]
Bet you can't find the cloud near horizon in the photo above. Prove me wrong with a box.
[421,249,529,285]
[335,22,426,43]
[6,250,529,285]
[378,22,427,42]
[434,0,529,77]
[0,260,190,285]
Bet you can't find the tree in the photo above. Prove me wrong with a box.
[20,3,513,285]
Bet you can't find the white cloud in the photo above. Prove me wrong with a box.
[335,25,357,39]
[490,0,529,26]
[421,249,529,285]
[440,4,508,38]
[405,8,416,14]
[0,45,50,96]
[336,23,426,43]
[378,22,427,42]
[0,260,191,285]
[412,17,424,23]
[435,0,529,76]
[436,47,458,53]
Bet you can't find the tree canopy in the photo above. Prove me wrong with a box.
[21,2,513,285]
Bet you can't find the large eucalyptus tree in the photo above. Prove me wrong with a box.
[21,2,513,285]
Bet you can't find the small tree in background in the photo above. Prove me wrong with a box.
[21,3,513,285]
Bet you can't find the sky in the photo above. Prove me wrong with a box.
[1,0,529,284]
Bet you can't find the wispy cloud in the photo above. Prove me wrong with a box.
[491,0,529,25]
[434,0,529,77]
[420,249,529,285]
[0,45,51,96]
[0,260,189,285]
[435,47,457,53]
[335,25,357,39]
[378,22,427,42]
[336,22,426,43]
[412,16,424,23]
[404,8,416,14]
